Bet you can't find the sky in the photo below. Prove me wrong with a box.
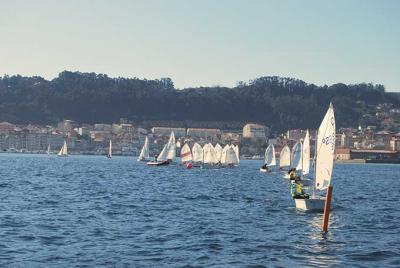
[0,0,399,91]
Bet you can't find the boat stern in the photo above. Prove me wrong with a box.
[294,197,326,212]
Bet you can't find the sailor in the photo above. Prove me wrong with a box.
[289,168,296,180]
[290,176,309,199]
[261,163,269,172]
[154,154,158,162]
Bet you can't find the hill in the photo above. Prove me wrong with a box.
[0,71,398,133]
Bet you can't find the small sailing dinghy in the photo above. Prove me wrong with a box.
[260,144,276,172]
[57,140,68,157]
[279,145,291,170]
[214,144,223,164]
[138,136,150,161]
[222,147,239,166]
[147,132,175,166]
[191,143,204,167]
[47,144,51,155]
[180,143,192,164]
[107,140,112,158]
[294,103,336,211]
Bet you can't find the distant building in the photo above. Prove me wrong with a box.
[94,124,112,132]
[350,149,400,160]
[340,133,353,148]
[0,122,16,133]
[243,124,267,140]
[186,128,221,140]
[57,120,76,134]
[390,137,400,151]
[286,129,305,141]
[335,148,350,160]
[151,127,186,137]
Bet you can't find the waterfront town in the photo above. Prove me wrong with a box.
[0,102,399,163]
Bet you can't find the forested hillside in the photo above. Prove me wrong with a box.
[0,71,398,133]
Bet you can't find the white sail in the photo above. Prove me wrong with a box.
[166,132,176,161]
[138,136,150,161]
[192,143,204,163]
[224,147,239,165]
[302,130,310,175]
[47,144,51,154]
[203,143,216,164]
[264,144,276,166]
[157,132,175,161]
[180,143,192,163]
[233,145,240,163]
[108,140,112,158]
[315,103,336,190]
[220,145,230,164]
[279,145,291,168]
[214,144,223,163]
[291,141,302,171]
[58,140,68,156]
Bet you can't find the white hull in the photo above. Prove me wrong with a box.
[260,168,267,172]
[294,197,326,211]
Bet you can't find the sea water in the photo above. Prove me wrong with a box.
[0,154,399,267]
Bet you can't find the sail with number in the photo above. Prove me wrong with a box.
[138,136,150,161]
[192,143,204,163]
[180,143,192,163]
[264,144,276,166]
[302,130,310,175]
[315,103,336,190]
[291,142,302,171]
[58,140,68,157]
[279,145,291,168]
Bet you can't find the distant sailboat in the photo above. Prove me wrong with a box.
[107,140,112,158]
[291,141,303,172]
[192,143,204,166]
[138,136,150,161]
[260,144,276,172]
[294,103,336,211]
[214,144,223,164]
[233,145,240,163]
[203,143,217,165]
[220,144,230,165]
[147,132,175,166]
[279,145,291,170]
[302,130,310,176]
[223,147,239,166]
[57,140,68,157]
[47,144,51,155]
[180,143,192,163]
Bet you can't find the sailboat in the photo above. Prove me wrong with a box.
[47,144,51,155]
[138,136,150,162]
[260,144,276,172]
[279,145,291,170]
[291,141,303,172]
[192,143,204,167]
[233,145,240,164]
[57,140,68,157]
[294,103,336,211]
[223,147,239,166]
[180,143,192,164]
[147,132,175,166]
[214,144,223,164]
[107,140,112,158]
[203,143,217,166]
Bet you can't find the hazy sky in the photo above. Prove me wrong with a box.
[1,0,399,90]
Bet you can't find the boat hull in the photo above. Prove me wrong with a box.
[294,197,326,212]
[147,161,170,166]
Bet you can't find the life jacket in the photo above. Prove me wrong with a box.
[290,181,302,197]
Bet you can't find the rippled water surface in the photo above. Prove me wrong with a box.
[0,154,399,267]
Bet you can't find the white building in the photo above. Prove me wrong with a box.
[151,127,186,137]
[243,124,267,140]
